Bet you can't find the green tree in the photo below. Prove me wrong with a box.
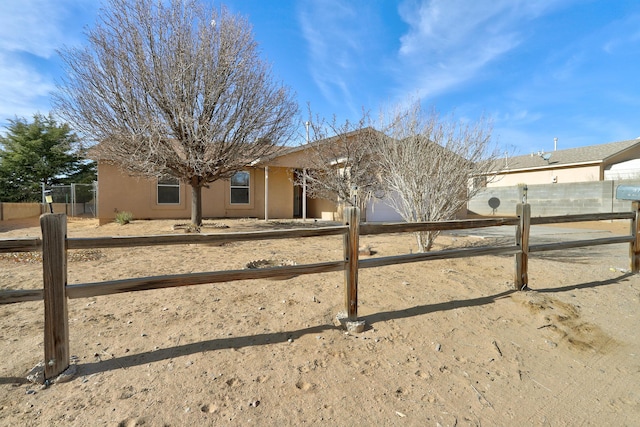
[0,113,93,202]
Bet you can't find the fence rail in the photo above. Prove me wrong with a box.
[65,261,346,299]
[359,217,520,235]
[530,211,636,225]
[66,226,350,249]
[1,203,639,381]
[529,235,634,253]
[0,238,42,252]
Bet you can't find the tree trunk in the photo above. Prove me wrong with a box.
[415,232,426,253]
[191,182,202,227]
[415,230,437,253]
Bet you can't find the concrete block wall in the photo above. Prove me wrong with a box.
[468,186,521,217]
[468,179,640,217]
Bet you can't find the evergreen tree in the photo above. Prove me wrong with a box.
[0,113,94,202]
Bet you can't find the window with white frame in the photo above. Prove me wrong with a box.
[157,175,180,204]
[230,171,250,204]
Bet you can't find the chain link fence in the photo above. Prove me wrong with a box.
[43,182,98,217]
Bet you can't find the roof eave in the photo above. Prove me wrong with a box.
[485,159,603,175]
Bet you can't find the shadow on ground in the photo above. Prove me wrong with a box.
[4,273,631,385]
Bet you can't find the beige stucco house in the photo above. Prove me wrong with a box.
[95,143,338,225]
[95,127,481,224]
[486,138,640,187]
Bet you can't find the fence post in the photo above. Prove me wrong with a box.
[40,213,70,380]
[515,203,531,290]
[343,206,360,320]
[631,202,640,273]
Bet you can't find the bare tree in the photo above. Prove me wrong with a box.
[373,102,499,252]
[294,110,383,216]
[54,0,298,225]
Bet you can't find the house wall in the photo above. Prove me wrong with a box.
[307,197,337,221]
[97,163,296,224]
[488,164,602,187]
[267,148,342,221]
[264,167,295,219]
[469,179,640,217]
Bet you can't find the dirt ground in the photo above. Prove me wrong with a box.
[1,216,639,426]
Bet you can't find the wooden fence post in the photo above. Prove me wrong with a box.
[343,207,360,320]
[515,203,531,290]
[41,213,70,380]
[631,201,640,273]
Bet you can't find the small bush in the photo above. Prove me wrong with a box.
[114,211,133,225]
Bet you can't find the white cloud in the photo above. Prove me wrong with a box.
[497,109,543,125]
[297,0,379,116]
[0,52,54,120]
[0,0,91,58]
[394,0,568,100]
[599,13,640,54]
[0,0,95,123]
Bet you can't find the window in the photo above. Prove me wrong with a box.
[230,171,250,204]
[157,176,180,204]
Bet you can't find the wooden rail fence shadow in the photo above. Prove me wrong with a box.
[1,203,639,381]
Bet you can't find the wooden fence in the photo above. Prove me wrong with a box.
[1,203,639,381]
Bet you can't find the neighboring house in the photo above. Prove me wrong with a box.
[485,138,640,187]
[469,138,640,217]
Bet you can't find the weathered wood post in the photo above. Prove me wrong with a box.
[515,203,531,290]
[631,201,640,273]
[343,206,360,320]
[41,213,70,380]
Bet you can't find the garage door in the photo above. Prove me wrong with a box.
[365,196,404,222]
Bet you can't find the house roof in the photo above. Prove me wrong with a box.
[256,127,384,165]
[491,138,640,173]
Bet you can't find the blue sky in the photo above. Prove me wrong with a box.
[0,0,639,154]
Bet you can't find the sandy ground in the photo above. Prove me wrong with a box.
[1,216,639,426]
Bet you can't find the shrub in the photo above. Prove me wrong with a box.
[114,211,133,225]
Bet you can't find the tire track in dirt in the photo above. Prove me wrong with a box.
[510,291,639,425]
